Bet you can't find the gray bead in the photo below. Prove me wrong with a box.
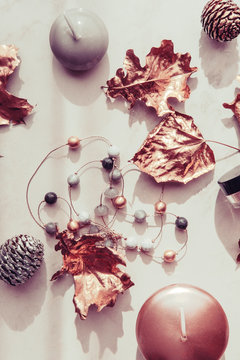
[78,211,91,225]
[89,225,100,234]
[67,173,80,187]
[45,222,57,235]
[134,209,147,223]
[95,204,109,217]
[104,187,118,199]
[110,169,122,182]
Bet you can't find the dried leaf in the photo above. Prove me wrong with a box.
[0,44,33,126]
[51,230,134,320]
[223,93,240,124]
[104,40,197,117]
[0,45,20,87]
[132,111,215,184]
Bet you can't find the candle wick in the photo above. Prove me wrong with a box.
[180,307,188,342]
[64,12,81,41]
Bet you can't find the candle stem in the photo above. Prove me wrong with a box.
[64,11,82,41]
[180,307,188,342]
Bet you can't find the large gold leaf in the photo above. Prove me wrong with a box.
[132,111,215,184]
[104,40,197,117]
[51,230,134,320]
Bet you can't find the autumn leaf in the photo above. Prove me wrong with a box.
[0,44,33,126]
[132,111,215,184]
[223,93,240,124]
[51,230,134,320]
[104,40,197,117]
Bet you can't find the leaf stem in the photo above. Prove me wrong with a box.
[205,140,240,152]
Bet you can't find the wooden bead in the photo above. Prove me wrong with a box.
[68,136,80,149]
[154,201,167,214]
[112,196,127,209]
[67,219,80,232]
[163,249,176,263]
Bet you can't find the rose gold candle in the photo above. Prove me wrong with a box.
[136,284,229,360]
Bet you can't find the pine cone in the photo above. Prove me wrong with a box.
[201,0,240,41]
[0,234,44,286]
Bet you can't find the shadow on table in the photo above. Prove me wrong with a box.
[75,289,133,358]
[51,54,110,106]
[215,189,240,262]
[0,260,47,330]
[128,171,214,206]
[199,30,239,88]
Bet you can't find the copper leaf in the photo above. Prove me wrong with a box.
[223,93,240,124]
[104,40,197,117]
[132,111,215,184]
[0,44,33,126]
[51,230,134,320]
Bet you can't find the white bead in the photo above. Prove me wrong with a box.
[134,209,147,223]
[94,204,109,217]
[110,169,122,182]
[140,238,153,252]
[78,211,91,225]
[89,225,100,234]
[67,173,80,187]
[104,187,118,199]
[104,239,114,248]
[108,145,120,157]
[126,237,138,249]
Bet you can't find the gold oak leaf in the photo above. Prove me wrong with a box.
[223,93,240,124]
[0,44,33,126]
[132,111,215,184]
[104,39,197,117]
[51,230,134,320]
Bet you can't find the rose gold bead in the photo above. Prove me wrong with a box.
[67,219,80,232]
[112,195,127,209]
[68,136,80,149]
[163,249,176,263]
[154,201,167,214]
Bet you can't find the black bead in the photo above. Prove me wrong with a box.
[175,216,188,230]
[44,192,57,204]
[102,157,114,171]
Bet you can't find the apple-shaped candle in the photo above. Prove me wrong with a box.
[49,8,109,71]
[136,284,229,360]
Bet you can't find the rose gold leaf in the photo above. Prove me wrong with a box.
[223,94,240,124]
[0,44,33,126]
[0,89,33,125]
[105,40,197,117]
[51,231,134,320]
[132,111,215,184]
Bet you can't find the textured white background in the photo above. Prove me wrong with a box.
[0,0,240,359]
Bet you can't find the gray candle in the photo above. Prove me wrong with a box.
[49,8,109,71]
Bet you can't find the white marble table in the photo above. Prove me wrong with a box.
[0,0,240,359]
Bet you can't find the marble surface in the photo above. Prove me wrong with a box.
[0,0,240,359]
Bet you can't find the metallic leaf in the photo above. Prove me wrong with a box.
[0,44,33,126]
[51,230,134,320]
[132,111,215,184]
[223,93,240,124]
[105,40,197,117]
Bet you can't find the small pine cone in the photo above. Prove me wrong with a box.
[201,0,240,41]
[0,234,44,286]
